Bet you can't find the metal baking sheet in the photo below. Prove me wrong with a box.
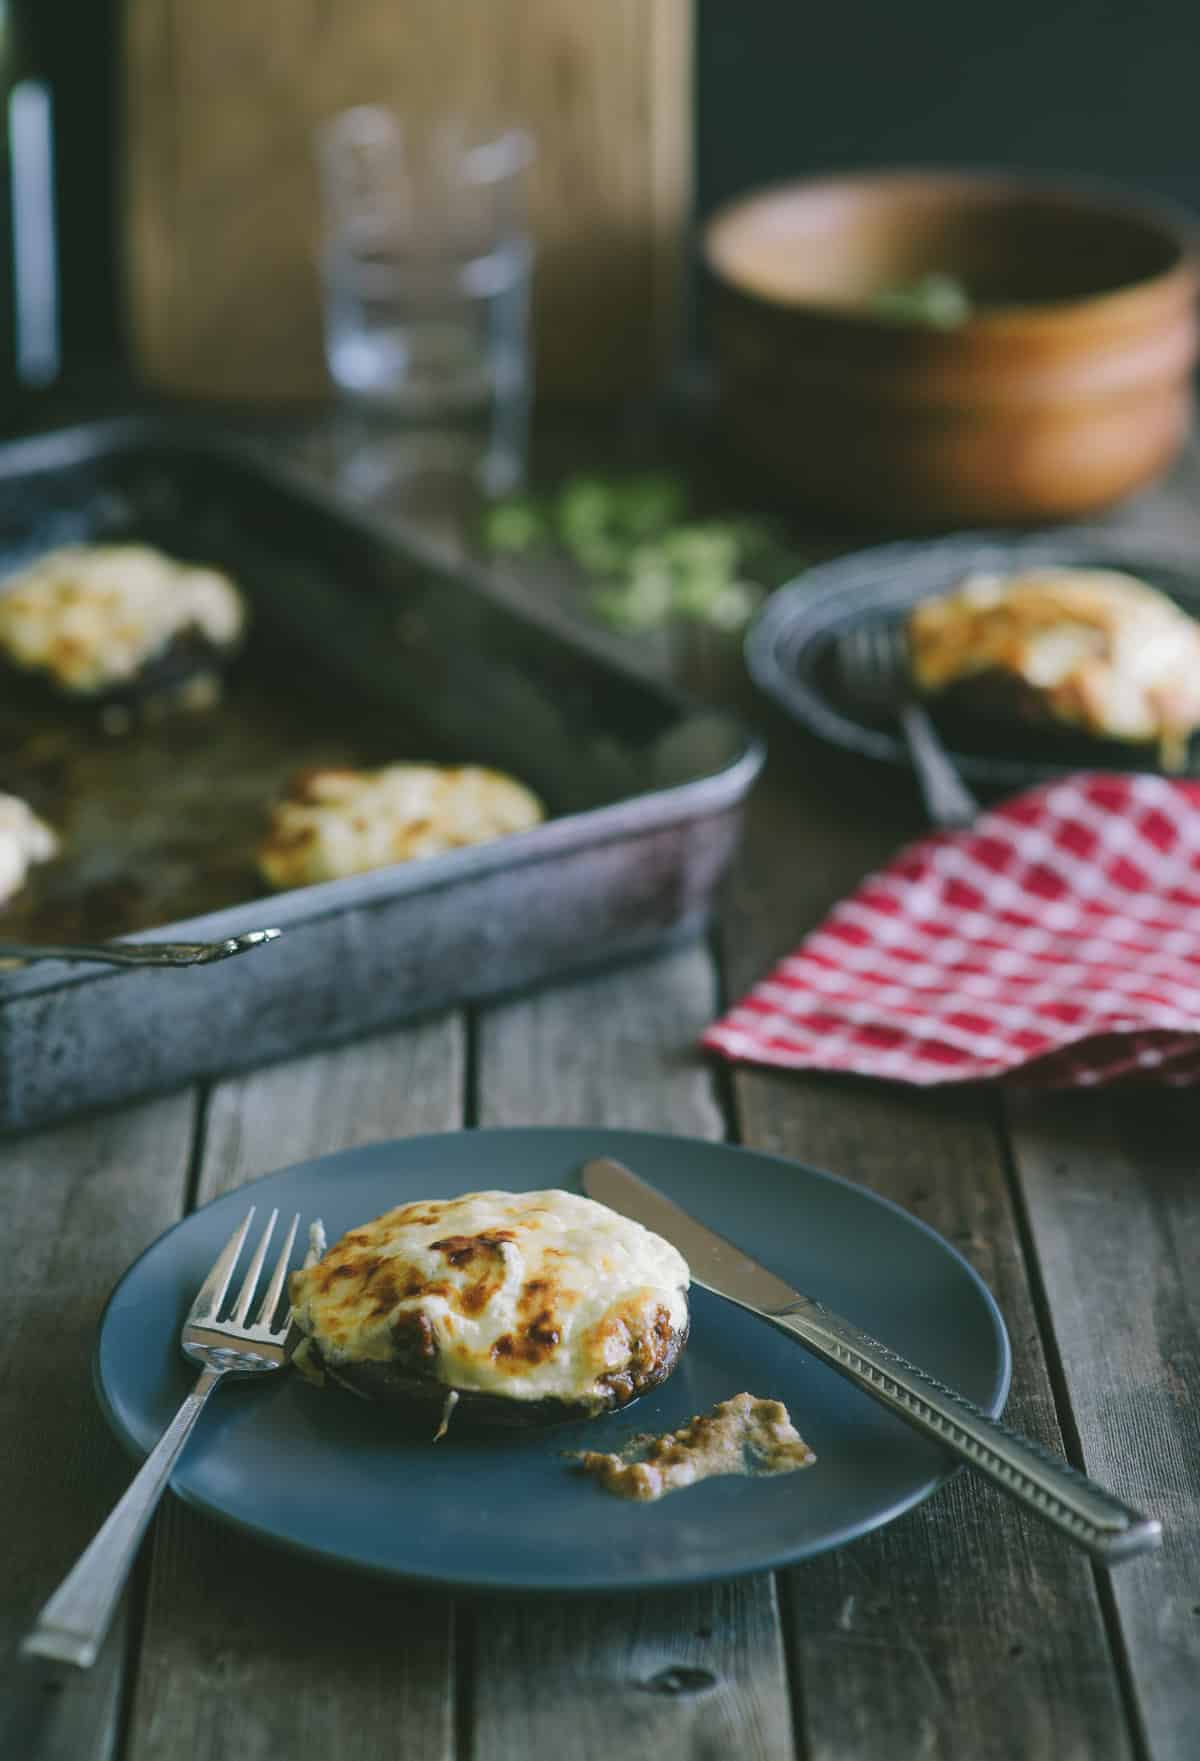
[0,418,763,1132]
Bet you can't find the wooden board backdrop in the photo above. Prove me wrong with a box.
[123,0,693,403]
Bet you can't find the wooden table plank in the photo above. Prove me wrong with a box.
[0,1094,196,1761]
[723,749,1136,1761]
[474,944,725,1139]
[195,1019,467,1194]
[1006,1090,1200,1761]
[469,945,795,1761]
[993,445,1200,1761]
[474,1581,794,1761]
[123,1022,464,1761]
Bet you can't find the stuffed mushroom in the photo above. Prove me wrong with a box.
[257,763,545,890]
[288,1189,691,1429]
[906,566,1200,770]
[0,541,246,722]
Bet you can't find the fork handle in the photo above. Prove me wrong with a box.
[768,1295,1161,1564]
[900,701,979,830]
[21,1365,224,1669]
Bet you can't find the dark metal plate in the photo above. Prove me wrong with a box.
[747,530,1200,787]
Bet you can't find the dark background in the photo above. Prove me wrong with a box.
[24,0,116,370]
[34,0,1200,382]
[696,0,1200,220]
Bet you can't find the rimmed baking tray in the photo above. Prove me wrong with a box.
[0,418,763,1133]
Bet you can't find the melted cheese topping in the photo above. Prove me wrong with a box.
[0,793,57,908]
[577,1393,816,1501]
[0,543,245,694]
[258,764,545,890]
[288,1189,690,1407]
[907,567,1200,766]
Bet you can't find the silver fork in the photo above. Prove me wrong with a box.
[837,620,979,829]
[22,1205,301,1669]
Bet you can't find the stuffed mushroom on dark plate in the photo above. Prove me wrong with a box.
[288,1188,691,1428]
[906,565,1200,770]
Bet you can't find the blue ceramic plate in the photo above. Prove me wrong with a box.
[94,1128,1011,1593]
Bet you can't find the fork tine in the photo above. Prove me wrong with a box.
[253,1211,301,1331]
[840,619,898,716]
[868,621,892,674]
[189,1208,255,1323]
[230,1208,278,1327]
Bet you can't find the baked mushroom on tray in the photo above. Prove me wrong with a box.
[906,566,1200,770]
[288,1189,691,1429]
[0,542,246,725]
[257,763,545,889]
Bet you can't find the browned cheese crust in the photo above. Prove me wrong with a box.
[288,1190,691,1429]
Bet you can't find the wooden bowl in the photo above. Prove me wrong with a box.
[704,171,1200,527]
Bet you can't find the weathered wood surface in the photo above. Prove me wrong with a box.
[116,956,796,1761]
[124,0,692,402]
[475,944,725,1139]
[724,745,1137,1761]
[123,1026,463,1761]
[1006,1091,1200,1761]
[993,450,1200,1761]
[0,1095,195,1761]
[473,1579,794,1761]
[3,425,1200,1761]
[470,945,794,1761]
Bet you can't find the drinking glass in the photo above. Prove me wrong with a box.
[315,107,534,496]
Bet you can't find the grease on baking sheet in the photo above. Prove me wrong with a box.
[576,1392,816,1501]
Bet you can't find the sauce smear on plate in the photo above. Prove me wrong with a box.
[577,1392,816,1502]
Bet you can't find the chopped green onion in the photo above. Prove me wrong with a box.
[481,471,798,635]
[870,272,972,329]
[479,498,548,555]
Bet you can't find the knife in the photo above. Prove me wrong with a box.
[581,1156,1161,1566]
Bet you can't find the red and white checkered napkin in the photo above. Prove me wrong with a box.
[704,773,1200,1088]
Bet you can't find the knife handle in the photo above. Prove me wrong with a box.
[768,1295,1161,1564]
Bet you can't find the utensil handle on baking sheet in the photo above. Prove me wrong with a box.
[0,930,281,967]
[766,1292,1160,1565]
